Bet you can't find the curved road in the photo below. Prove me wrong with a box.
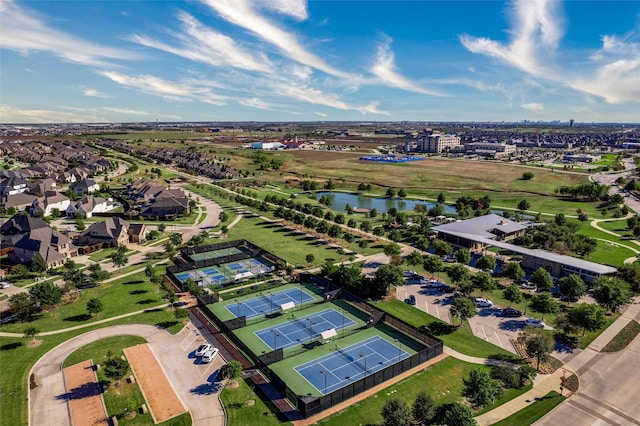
[30,323,225,426]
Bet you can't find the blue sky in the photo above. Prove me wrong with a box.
[1,0,639,123]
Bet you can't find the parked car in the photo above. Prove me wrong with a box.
[442,255,457,263]
[518,280,537,290]
[525,318,545,328]
[195,343,212,357]
[403,270,417,277]
[475,298,493,308]
[439,285,455,293]
[201,347,220,363]
[502,308,523,317]
[407,295,417,305]
[423,280,446,289]
[0,282,10,289]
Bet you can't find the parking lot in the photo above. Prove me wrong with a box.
[397,280,553,354]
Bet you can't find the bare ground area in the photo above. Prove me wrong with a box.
[62,360,108,426]
[124,343,186,423]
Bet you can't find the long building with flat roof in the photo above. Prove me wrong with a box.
[432,214,617,283]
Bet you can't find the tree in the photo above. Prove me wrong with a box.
[519,328,554,371]
[405,250,423,267]
[567,303,607,336]
[158,223,167,232]
[305,254,315,266]
[169,232,183,246]
[220,360,243,379]
[432,239,452,256]
[517,199,531,212]
[144,264,155,280]
[385,188,396,198]
[111,250,128,269]
[174,307,190,320]
[617,264,640,293]
[23,325,40,343]
[473,272,496,297]
[381,398,411,426]
[503,262,525,281]
[450,297,477,326]
[87,298,104,317]
[9,293,38,322]
[522,172,534,180]
[383,243,402,258]
[463,369,501,407]
[163,241,175,254]
[439,403,477,426]
[30,253,47,277]
[374,264,404,294]
[531,268,553,292]
[412,392,435,425]
[447,264,470,290]
[89,263,110,286]
[530,292,559,320]
[437,192,446,204]
[558,274,586,304]
[423,255,444,279]
[475,255,496,272]
[503,285,523,307]
[592,277,631,313]
[218,211,229,223]
[29,281,62,309]
[455,248,471,265]
[398,188,407,198]
[104,357,129,381]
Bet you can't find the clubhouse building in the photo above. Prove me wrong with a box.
[432,214,617,283]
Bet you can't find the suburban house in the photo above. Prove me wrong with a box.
[28,178,58,197]
[0,176,29,195]
[0,193,37,214]
[76,217,132,247]
[8,227,74,268]
[66,196,116,218]
[30,191,71,217]
[70,178,100,196]
[0,214,49,253]
[140,196,189,219]
[129,223,149,243]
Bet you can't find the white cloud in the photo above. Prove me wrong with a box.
[83,88,108,98]
[202,0,354,79]
[101,107,149,116]
[238,97,276,111]
[98,71,228,105]
[130,12,271,73]
[521,102,544,112]
[315,112,327,117]
[370,36,442,96]
[0,104,108,123]
[0,0,134,67]
[255,0,308,20]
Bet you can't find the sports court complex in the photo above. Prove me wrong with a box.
[198,270,443,418]
[166,240,282,288]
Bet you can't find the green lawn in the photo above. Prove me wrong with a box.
[491,391,565,426]
[0,270,169,334]
[595,219,634,237]
[375,298,513,358]
[221,377,291,426]
[0,309,184,426]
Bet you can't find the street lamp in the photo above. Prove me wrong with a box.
[319,369,327,394]
[269,292,274,314]
[270,329,280,350]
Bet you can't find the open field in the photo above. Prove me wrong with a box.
[0,309,185,426]
[220,377,292,426]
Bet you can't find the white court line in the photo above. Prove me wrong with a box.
[180,333,198,351]
[435,305,441,320]
[494,332,504,348]
[424,301,429,314]
[481,326,488,340]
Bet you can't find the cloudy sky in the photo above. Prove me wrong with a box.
[1,0,639,123]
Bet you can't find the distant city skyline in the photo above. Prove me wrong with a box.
[1,0,639,124]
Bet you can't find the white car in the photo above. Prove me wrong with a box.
[0,282,10,289]
[525,318,545,328]
[201,347,219,363]
[195,343,212,357]
[475,298,493,307]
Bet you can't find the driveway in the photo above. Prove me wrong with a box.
[30,323,225,426]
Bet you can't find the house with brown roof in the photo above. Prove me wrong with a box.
[76,217,131,247]
[30,191,70,217]
[0,193,37,214]
[8,227,73,268]
[66,196,116,218]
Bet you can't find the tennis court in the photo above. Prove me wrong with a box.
[255,308,355,350]
[225,288,316,319]
[173,256,274,286]
[295,336,409,395]
[189,246,243,261]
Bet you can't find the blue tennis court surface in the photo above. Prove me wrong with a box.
[295,336,409,395]
[255,308,355,350]
[226,288,315,319]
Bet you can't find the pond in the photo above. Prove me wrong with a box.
[313,191,457,214]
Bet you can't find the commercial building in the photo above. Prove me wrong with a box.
[465,142,516,157]
[417,129,461,153]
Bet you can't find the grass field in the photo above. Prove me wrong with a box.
[491,391,564,426]
[0,271,167,333]
[221,377,292,426]
[0,309,184,426]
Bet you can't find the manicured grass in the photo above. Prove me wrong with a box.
[596,219,633,236]
[0,271,167,333]
[491,391,565,426]
[221,377,291,426]
[89,247,139,262]
[602,320,640,352]
[578,312,620,349]
[0,309,184,426]
[63,335,147,368]
[375,298,513,358]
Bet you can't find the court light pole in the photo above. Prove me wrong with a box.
[269,292,274,314]
[319,369,327,394]
[359,353,367,376]
[395,339,401,362]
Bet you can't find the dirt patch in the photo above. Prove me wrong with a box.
[62,360,109,426]
[124,343,186,423]
[227,380,240,389]
[246,399,255,406]
[27,339,43,348]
